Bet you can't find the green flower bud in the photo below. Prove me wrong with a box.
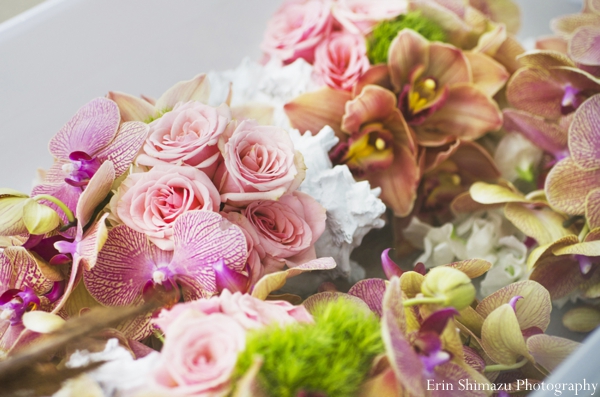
[421,266,476,310]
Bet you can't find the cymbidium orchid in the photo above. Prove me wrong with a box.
[83,210,248,310]
[31,98,148,229]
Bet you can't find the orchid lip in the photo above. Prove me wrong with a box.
[381,248,403,279]
[509,295,523,312]
[213,258,250,293]
[575,255,594,276]
[560,84,582,115]
[0,287,41,326]
[63,151,102,187]
[45,281,65,303]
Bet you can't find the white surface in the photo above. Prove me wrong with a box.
[0,0,583,192]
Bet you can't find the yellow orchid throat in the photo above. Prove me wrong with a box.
[343,125,394,170]
[408,78,438,114]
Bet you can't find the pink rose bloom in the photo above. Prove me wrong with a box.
[114,164,220,250]
[154,289,313,334]
[137,101,231,178]
[243,191,326,269]
[214,120,306,207]
[154,310,245,397]
[332,0,406,34]
[261,0,333,64]
[313,31,370,91]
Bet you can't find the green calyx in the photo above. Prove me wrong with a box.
[367,12,447,65]
[235,299,384,397]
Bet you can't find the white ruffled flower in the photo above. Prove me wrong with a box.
[404,211,530,297]
[494,132,543,183]
[56,338,161,397]
[208,57,316,128]
[289,126,386,281]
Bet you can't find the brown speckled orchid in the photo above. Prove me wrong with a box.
[83,210,248,308]
[504,52,600,168]
[31,98,148,230]
[546,94,600,228]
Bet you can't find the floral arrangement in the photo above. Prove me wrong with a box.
[1,0,600,396]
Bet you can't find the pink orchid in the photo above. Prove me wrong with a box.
[83,210,248,308]
[31,98,148,227]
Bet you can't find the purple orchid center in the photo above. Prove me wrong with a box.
[415,332,452,373]
[143,267,181,307]
[63,151,102,187]
[509,295,523,312]
[25,234,73,264]
[560,84,584,115]
[213,259,250,293]
[575,255,594,276]
[0,287,41,326]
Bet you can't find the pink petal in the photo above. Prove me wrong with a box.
[535,35,569,54]
[107,91,156,122]
[95,121,149,177]
[155,74,211,111]
[503,109,568,155]
[568,94,600,170]
[348,278,387,317]
[2,246,54,294]
[49,98,120,160]
[302,291,371,315]
[465,52,509,97]
[83,225,169,306]
[388,29,429,92]
[587,189,600,229]
[527,334,580,372]
[284,87,351,137]
[75,161,115,235]
[0,253,11,290]
[341,85,401,133]
[551,13,600,36]
[426,42,471,87]
[546,157,600,215]
[352,64,392,97]
[423,84,503,140]
[170,211,247,299]
[506,67,565,119]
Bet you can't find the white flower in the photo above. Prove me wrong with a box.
[404,211,530,296]
[208,57,317,129]
[494,132,543,183]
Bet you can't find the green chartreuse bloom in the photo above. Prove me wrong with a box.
[420,266,476,310]
[235,298,384,397]
[367,11,447,64]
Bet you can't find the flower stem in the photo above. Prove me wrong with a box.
[153,330,165,343]
[484,358,528,372]
[403,296,446,307]
[32,195,75,223]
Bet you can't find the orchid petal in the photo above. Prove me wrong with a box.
[426,42,471,87]
[0,197,29,237]
[563,306,600,332]
[527,334,580,372]
[348,278,387,317]
[0,253,11,291]
[388,28,429,92]
[75,161,115,234]
[586,189,600,229]
[456,306,485,338]
[399,271,425,299]
[492,34,525,74]
[341,85,402,134]
[107,91,156,122]
[553,240,600,257]
[302,291,371,315]
[446,259,492,279]
[367,143,420,217]
[463,346,486,373]
[170,211,247,300]
[49,98,120,160]
[84,225,170,306]
[2,246,54,295]
[117,311,154,341]
[213,259,249,294]
[503,109,568,155]
[381,277,426,396]
[465,52,509,97]
[22,200,60,235]
[475,0,520,34]
[155,74,211,112]
[78,213,109,271]
[535,36,569,53]
[381,248,403,279]
[420,308,459,336]
[481,304,534,365]
[284,87,351,137]
[357,366,400,397]
[551,13,600,36]
[506,67,565,119]
[22,311,65,333]
[546,157,600,215]
[569,26,600,66]
[231,104,274,125]
[529,256,584,300]
[431,362,491,397]
[504,203,575,246]
[353,64,392,98]
[477,280,551,331]
[470,182,526,204]
[95,121,149,177]
[251,257,336,300]
[569,94,600,170]
[518,50,575,69]
[424,84,502,139]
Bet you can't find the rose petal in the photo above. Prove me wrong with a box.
[569,94,600,170]
[49,98,120,160]
[476,280,552,331]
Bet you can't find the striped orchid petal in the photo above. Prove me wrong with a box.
[348,278,387,317]
[569,94,600,170]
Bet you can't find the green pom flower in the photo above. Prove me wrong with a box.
[235,298,384,397]
[367,12,447,65]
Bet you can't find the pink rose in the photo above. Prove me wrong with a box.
[114,164,220,250]
[154,289,313,334]
[214,120,306,207]
[154,310,245,397]
[313,31,370,91]
[261,0,333,64]
[136,101,231,178]
[332,0,406,34]
[242,191,326,268]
